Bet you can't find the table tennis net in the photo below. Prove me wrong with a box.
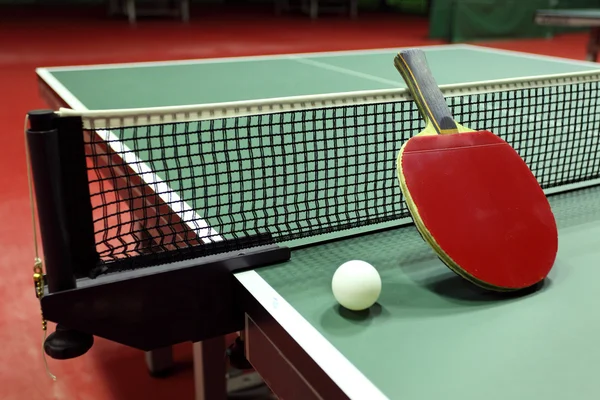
[79,75,600,274]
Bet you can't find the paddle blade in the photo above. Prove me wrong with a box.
[398,130,558,290]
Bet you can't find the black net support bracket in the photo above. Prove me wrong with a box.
[40,242,291,351]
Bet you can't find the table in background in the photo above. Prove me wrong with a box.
[535,8,600,61]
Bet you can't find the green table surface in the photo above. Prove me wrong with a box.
[39,44,600,109]
[39,44,600,399]
[238,184,600,399]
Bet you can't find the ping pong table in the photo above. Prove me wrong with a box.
[535,8,600,61]
[32,44,600,400]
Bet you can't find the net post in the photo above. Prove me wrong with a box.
[27,110,77,292]
[27,110,99,287]
[26,109,98,359]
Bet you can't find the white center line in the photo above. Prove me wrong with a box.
[289,56,403,88]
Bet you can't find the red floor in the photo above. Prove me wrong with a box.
[0,4,594,399]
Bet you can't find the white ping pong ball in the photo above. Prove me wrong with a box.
[331,260,381,311]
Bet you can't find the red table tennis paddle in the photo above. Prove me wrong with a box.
[393,48,558,291]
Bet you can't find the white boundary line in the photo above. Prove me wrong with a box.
[459,44,600,68]
[37,69,223,243]
[94,128,222,241]
[237,271,389,400]
[289,56,403,87]
[37,69,87,110]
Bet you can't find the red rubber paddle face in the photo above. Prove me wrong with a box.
[400,130,558,289]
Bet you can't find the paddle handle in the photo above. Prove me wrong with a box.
[394,49,458,134]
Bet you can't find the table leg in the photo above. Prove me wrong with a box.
[586,27,600,62]
[274,0,285,15]
[349,0,357,19]
[180,0,190,22]
[193,336,228,400]
[145,347,174,376]
[310,0,318,19]
[107,0,119,15]
[126,0,136,24]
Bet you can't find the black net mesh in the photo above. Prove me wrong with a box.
[82,80,600,274]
